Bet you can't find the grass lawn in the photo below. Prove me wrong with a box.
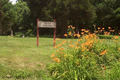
[0,36,60,79]
[0,35,120,80]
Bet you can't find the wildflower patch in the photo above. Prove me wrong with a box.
[48,25,120,80]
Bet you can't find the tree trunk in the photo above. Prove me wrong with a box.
[59,15,68,38]
[10,26,13,36]
[1,26,4,35]
[75,20,79,32]
[11,30,13,36]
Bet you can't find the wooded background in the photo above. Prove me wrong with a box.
[0,0,120,37]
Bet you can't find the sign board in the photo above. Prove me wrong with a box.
[37,19,56,47]
[38,21,56,28]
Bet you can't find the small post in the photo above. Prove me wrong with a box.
[53,20,56,47]
[37,19,39,46]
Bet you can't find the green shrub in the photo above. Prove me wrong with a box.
[48,34,104,80]
[97,35,114,39]
[48,31,120,80]
[25,29,35,37]
[15,32,23,37]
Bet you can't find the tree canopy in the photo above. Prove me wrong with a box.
[0,0,120,37]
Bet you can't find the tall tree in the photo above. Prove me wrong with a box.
[46,0,70,37]
[0,0,30,35]
[46,0,96,37]
[21,0,120,36]
[69,0,96,31]
[113,0,120,30]
[22,0,50,35]
[114,7,120,30]
[0,0,14,35]
[12,0,30,34]
[95,0,116,28]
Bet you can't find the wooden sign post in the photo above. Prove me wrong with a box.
[53,20,56,47]
[37,19,56,47]
[37,19,39,46]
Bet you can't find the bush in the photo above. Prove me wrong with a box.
[48,34,104,80]
[15,32,23,37]
[97,35,114,39]
[25,29,35,37]
[48,26,120,80]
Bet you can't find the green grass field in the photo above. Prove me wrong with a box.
[0,35,120,80]
[0,36,60,79]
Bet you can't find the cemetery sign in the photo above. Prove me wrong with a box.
[38,21,56,28]
[37,19,56,47]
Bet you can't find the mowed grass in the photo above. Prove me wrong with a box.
[0,35,120,79]
[0,36,119,70]
[0,36,57,69]
[0,36,59,79]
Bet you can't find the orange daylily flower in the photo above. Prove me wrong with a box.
[76,62,79,65]
[51,53,55,57]
[119,48,120,50]
[53,40,56,43]
[68,26,70,28]
[60,52,63,54]
[54,46,58,48]
[98,27,100,30]
[64,54,67,57]
[52,58,60,62]
[95,31,98,33]
[74,34,77,37]
[76,47,79,49]
[81,32,84,35]
[81,55,84,57]
[100,50,107,55]
[85,30,89,33]
[59,48,64,51]
[110,30,112,32]
[68,31,72,36]
[86,56,89,58]
[52,58,58,61]
[108,27,111,29]
[69,45,74,48]
[78,39,81,41]
[57,59,60,62]
[112,30,115,32]
[114,36,118,39]
[102,66,106,70]
[69,40,72,44]
[72,27,75,29]
[102,27,105,30]
[77,34,80,38]
[56,50,59,53]
[64,34,67,37]
[56,38,61,41]
[82,49,84,51]
[75,42,78,46]
[62,40,67,43]
[81,29,85,31]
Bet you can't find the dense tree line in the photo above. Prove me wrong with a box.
[0,0,30,36]
[0,0,120,37]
